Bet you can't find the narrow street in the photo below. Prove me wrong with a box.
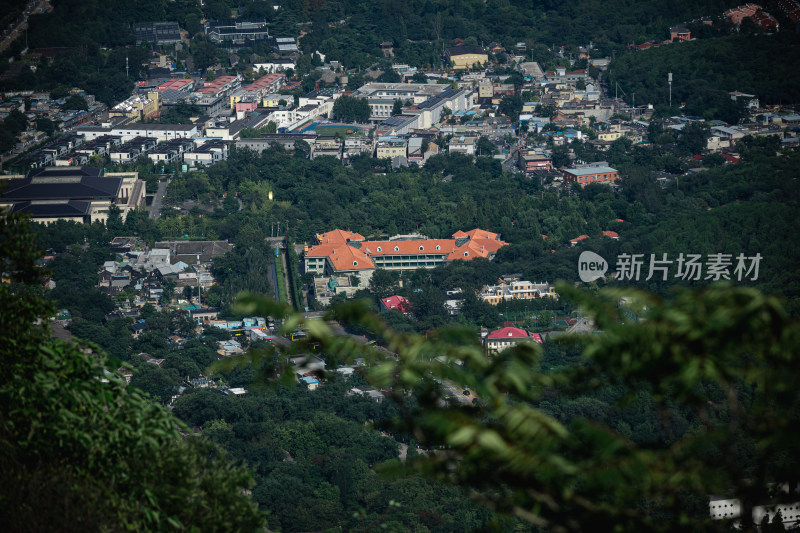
[149,177,169,220]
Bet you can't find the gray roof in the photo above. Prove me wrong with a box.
[2,167,120,202]
[563,166,618,176]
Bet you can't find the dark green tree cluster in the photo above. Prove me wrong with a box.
[172,367,501,532]
[331,94,371,122]
[607,32,800,121]
[0,209,265,532]
[233,282,800,532]
[0,109,28,153]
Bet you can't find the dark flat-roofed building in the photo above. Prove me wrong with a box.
[133,22,182,45]
[154,240,234,265]
[0,167,145,224]
[205,20,270,43]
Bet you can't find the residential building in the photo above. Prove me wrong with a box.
[273,37,299,52]
[236,133,318,152]
[77,124,199,143]
[724,4,779,30]
[197,76,242,98]
[569,235,590,247]
[448,135,477,156]
[479,281,557,305]
[229,73,285,109]
[254,58,296,73]
[375,138,407,159]
[446,45,488,70]
[562,166,619,187]
[380,295,410,314]
[217,340,244,357]
[518,150,553,174]
[155,79,194,94]
[729,91,760,110]
[148,138,195,164]
[484,326,543,354]
[478,78,494,100]
[109,93,160,122]
[109,136,158,163]
[709,496,800,526]
[184,139,229,166]
[669,24,691,41]
[307,138,341,160]
[0,167,145,224]
[153,240,233,266]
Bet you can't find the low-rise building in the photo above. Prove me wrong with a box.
[448,135,477,156]
[380,295,410,314]
[0,167,145,224]
[184,139,229,166]
[479,281,557,305]
[375,138,407,159]
[205,19,270,43]
[304,228,508,285]
[484,326,543,354]
[446,45,489,70]
[562,166,619,187]
[518,150,553,174]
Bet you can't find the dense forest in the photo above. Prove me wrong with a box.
[607,32,800,120]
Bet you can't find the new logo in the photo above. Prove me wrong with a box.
[578,251,608,282]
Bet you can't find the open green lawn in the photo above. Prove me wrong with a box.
[314,126,362,137]
[274,253,287,302]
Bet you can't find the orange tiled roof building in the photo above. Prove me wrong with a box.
[304,228,508,283]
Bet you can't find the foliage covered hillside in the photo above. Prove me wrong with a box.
[607,32,800,120]
[0,211,265,532]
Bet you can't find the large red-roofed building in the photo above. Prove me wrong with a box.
[304,228,508,285]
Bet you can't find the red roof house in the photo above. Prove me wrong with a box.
[485,326,543,353]
[380,295,410,314]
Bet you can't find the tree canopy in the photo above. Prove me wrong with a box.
[232,283,800,532]
[0,210,265,532]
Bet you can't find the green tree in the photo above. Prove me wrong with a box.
[0,210,265,532]
[233,282,800,532]
[36,117,56,136]
[331,94,371,123]
[64,94,88,111]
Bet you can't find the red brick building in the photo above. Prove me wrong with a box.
[562,166,619,187]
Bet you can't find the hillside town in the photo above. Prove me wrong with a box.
[2,1,800,531]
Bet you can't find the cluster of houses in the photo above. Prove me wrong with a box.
[5,17,800,176]
[95,237,232,321]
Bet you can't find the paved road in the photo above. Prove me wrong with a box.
[502,147,520,173]
[268,259,280,301]
[0,0,50,54]
[279,249,292,305]
[149,178,169,220]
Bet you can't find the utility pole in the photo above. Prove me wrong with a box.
[126,56,129,79]
[668,72,672,110]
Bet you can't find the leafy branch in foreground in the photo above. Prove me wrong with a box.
[229,285,800,532]
[0,211,265,533]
